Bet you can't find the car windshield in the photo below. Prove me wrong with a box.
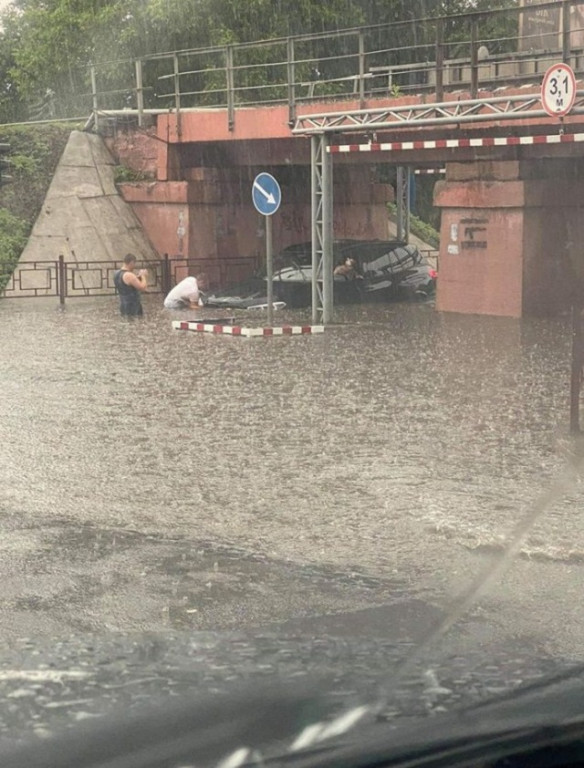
[1,0,584,765]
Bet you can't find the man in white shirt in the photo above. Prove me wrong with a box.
[163,276,204,309]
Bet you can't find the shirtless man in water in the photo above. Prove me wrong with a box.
[113,253,148,316]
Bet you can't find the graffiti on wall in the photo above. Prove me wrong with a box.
[280,208,382,239]
[460,217,488,251]
[176,210,186,255]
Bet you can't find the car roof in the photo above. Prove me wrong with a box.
[278,239,412,258]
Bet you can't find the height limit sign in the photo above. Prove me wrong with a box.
[541,63,576,118]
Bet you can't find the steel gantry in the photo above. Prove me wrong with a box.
[311,133,333,324]
[309,138,413,323]
[396,167,411,244]
[300,89,584,324]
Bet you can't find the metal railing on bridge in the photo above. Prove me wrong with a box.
[5,1,584,132]
[107,0,584,131]
[0,254,260,305]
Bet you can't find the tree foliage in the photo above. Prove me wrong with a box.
[0,0,519,121]
[0,123,75,286]
[0,206,28,289]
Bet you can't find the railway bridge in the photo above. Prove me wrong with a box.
[21,1,584,318]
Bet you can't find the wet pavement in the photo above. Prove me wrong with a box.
[1,293,584,738]
[0,518,413,636]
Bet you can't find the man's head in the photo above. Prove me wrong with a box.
[196,272,208,291]
[123,253,137,269]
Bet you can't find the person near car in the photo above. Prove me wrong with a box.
[334,257,361,279]
[163,275,205,309]
[113,253,148,316]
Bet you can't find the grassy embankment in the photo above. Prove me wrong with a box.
[0,124,78,290]
[388,202,440,249]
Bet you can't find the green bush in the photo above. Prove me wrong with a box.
[0,124,76,221]
[0,208,28,291]
[0,124,77,289]
[388,202,440,249]
[113,165,152,184]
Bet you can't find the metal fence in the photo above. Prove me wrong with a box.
[128,0,584,122]
[0,254,260,304]
[0,249,433,304]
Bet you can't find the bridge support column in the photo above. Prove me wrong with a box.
[396,166,411,243]
[311,133,334,324]
[435,159,584,317]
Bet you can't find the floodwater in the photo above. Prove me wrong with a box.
[1,292,584,739]
[0,294,582,644]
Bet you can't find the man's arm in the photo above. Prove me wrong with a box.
[123,270,148,291]
[185,287,201,308]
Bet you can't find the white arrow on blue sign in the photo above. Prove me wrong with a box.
[252,172,281,216]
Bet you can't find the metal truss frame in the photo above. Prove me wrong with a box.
[311,134,333,324]
[309,148,410,323]
[396,167,411,243]
[301,90,584,324]
[294,91,584,135]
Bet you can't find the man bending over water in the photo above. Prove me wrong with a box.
[163,275,206,310]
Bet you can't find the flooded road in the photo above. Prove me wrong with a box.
[1,295,583,662]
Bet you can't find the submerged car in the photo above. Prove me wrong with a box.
[202,277,273,310]
[204,240,437,309]
[273,240,436,307]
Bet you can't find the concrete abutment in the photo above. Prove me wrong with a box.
[435,159,584,317]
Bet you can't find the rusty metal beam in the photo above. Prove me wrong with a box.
[293,92,584,135]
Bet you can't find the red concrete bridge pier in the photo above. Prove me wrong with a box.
[436,156,584,317]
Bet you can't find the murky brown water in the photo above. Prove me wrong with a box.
[1,294,580,583]
[2,291,584,748]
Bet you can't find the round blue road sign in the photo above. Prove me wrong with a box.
[252,172,281,216]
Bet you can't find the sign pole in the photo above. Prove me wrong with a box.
[252,172,281,327]
[541,65,579,433]
[571,302,583,435]
[266,214,274,327]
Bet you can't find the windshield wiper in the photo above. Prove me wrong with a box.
[275,722,584,768]
[374,442,584,705]
[273,664,584,768]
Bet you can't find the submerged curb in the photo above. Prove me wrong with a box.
[172,321,325,337]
